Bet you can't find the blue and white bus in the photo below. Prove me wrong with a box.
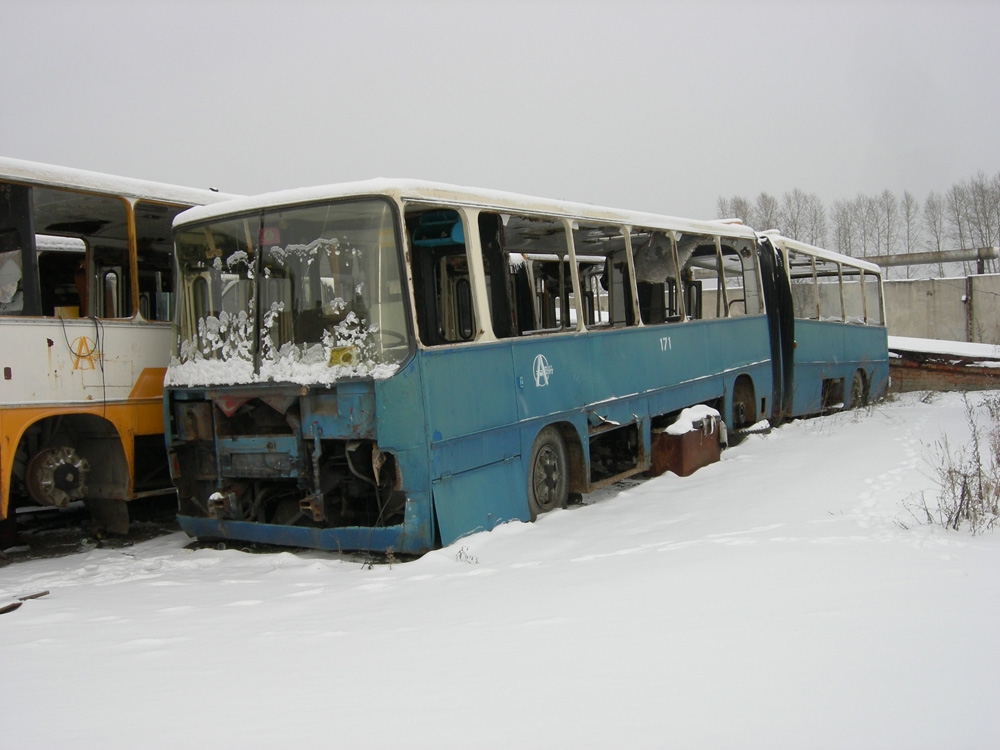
[163,181,888,554]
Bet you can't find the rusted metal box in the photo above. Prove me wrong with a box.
[648,418,721,478]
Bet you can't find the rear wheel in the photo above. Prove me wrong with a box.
[527,426,568,520]
[847,370,867,409]
[731,377,756,429]
[25,446,90,508]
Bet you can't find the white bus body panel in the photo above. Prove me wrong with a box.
[0,318,171,407]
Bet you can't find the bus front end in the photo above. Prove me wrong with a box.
[165,196,432,554]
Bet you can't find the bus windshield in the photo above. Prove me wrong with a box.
[170,198,410,385]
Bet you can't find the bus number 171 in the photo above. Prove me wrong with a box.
[660,336,672,352]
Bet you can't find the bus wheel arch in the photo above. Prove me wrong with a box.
[731,374,757,429]
[15,414,131,532]
[526,425,572,521]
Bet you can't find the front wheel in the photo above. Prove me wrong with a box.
[527,426,568,521]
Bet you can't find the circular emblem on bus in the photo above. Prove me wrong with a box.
[532,354,553,387]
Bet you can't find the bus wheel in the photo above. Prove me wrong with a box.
[527,426,568,520]
[847,370,867,409]
[25,446,90,508]
[731,377,756,429]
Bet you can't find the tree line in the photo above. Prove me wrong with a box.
[716,171,1000,277]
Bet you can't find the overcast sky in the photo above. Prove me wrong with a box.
[3,0,998,220]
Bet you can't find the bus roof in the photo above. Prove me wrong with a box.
[0,156,239,206]
[763,231,884,274]
[173,178,760,240]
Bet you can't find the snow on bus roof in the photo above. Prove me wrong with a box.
[173,178,760,239]
[0,156,238,205]
[762,230,884,274]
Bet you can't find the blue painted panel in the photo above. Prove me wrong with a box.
[432,457,526,546]
[375,358,428,452]
[177,488,436,554]
[789,320,889,415]
[790,320,836,414]
[301,382,377,440]
[430,425,520,478]
[510,334,593,421]
[855,325,890,397]
[177,516,427,554]
[585,327,664,400]
[420,344,518,442]
[509,318,773,427]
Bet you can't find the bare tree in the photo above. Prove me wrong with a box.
[946,183,972,273]
[831,199,855,256]
[901,191,920,279]
[715,171,998,278]
[963,172,1000,272]
[856,194,880,258]
[780,188,810,241]
[755,192,781,232]
[924,191,947,276]
[877,189,900,262]
[717,195,755,227]
[805,193,828,246]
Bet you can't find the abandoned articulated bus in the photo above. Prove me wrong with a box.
[163,180,888,554]
[0,158,233,540]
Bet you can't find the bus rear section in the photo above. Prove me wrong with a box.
[761,233,889,418]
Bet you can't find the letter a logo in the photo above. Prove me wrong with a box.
[71,336,99,370]
[532,354,553,387]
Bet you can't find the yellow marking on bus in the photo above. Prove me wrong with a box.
[70,336,99,370]
[129,368,167,400]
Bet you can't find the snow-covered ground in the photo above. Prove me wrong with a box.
[3,391,1000,748]
[889,335,1000,362]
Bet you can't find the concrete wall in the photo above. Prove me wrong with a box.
[884,274,1000,345]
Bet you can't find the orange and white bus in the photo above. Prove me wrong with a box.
[0,157,234,541]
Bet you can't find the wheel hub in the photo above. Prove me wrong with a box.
[26,447,90,507]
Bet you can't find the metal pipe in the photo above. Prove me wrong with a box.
[866,246,998,268]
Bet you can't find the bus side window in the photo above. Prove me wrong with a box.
[572,223,634,329]
[0,182,33,315]
[863,272,883,326]
[481,212,573,336]
[135,201,186,321]
[633,229,683,324]
[787,250,819,320]
[685,279,702,319]
[676,234,725,319]
[408,209,476,346]
[35,235,87,317]
[719,240,762,317]
[479,212,515,339]
[843,267,865,324]
[29,186,133,319]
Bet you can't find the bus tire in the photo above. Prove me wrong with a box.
[25,445,90,508]
[847,369,867,409]
[731,376,756,429]
[527,426,568,521]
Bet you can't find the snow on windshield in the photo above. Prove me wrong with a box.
[167,199,407,387]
